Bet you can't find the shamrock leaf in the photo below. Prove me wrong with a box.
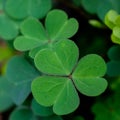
[5,0,52,19]
[14,9,79,58]
[32,40,107,115]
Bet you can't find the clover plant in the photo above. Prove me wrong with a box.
[1,0,117,120]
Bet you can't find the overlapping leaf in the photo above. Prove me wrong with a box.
[0,77,13,112]
[34,40,79,75]
[9,107,37,120]
[0,14,19,40]
[32,40,107,115]
[92,93,120,120]
[81,0,120,21]
[107,45,120,77]
[31,99,53,116]
[5,0,52,19]
[6,56,40,105]
[14,9,79,58]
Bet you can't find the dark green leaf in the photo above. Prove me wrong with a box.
[9,107,37,120]
[6,56,40,105]
[107,45,120,61]
[0,77,13,112]
[0,14,19,40]
[107,61,120,77]
[5,0,52,19]
[31,99,53,116]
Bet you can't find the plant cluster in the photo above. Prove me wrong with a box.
[0,0,120,120]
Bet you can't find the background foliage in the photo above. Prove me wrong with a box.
[0,0,120,120]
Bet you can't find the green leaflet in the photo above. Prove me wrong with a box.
[72,54,107,96]
[5,0,52,19]
[45,9,79,41]
[6,56,40,105]
[14,9,79,58]
[14,17,48,51]
[0,77,13,112]
[34,40,79,75]
[31,76,79,115]
[0,14,19,40]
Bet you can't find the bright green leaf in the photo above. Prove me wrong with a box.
[115,15,120,27]
[72,54,107,96]
[31,76,79,115]
[6,56,40,105]
[9,107,37,120]
[45,9,79,41]
[31,99,53,116]
[0,77,13,112]
[104,10,118,29]
[5,0,52,19]
[111,26,120,44]
[34,40,79,75]
[0,14,19,40]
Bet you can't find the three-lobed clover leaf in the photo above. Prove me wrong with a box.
[31,40,107,115]
[14,9,79,58]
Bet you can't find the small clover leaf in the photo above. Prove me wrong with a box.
[14,9,79,58]
[32,40,107,115]
[5,0,52,19]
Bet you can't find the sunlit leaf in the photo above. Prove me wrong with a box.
[72,54,107,96]
[34,40,79,75]
[31,76,79,115]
